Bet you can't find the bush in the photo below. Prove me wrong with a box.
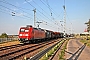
[0,33,8,38]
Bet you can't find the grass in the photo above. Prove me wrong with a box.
[80,39,90,47]
[59,40,68,60]
[59,50,65,60]
[79,35,90,47]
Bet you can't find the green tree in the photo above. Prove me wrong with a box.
[85,19,90,32]
[0,33,8,38]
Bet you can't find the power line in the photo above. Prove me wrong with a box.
[0,0,63,31]
[39,0,63,27]
[32,0,59,26]
[0,0,60,31]
[0,9,11,15]
[0,5,32,19]
[39,0,61,28]
[25,0,59,27]
[46,0,52,16]
[25,0,51,20]
[0,0,33,17]
[41,0,60,17]
[0,0,55,29]
[25,0,52,28]
[2,0,32,11]
[24,0,58,29]
[32,0,50,17]
[0,8,30,20]
[0,0,38,22]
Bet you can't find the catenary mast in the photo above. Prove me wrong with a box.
[33,8,36,27]
[63,0,66,37]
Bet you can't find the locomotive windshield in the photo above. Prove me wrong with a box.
[20,29,24,32]
[20,28,29,32]
[25,30,29,32]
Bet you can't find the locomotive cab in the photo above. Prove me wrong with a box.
[19,25,33,43]
[18,25,45,43]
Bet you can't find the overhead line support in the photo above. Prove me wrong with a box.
[33,8,36,27]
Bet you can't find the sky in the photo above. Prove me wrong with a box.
[0,0,90,35]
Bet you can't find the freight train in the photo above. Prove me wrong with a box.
[18,25,64,43]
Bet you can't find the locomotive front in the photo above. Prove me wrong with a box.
[18,25,33,43]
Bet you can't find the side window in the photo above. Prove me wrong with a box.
[25,30,29,32]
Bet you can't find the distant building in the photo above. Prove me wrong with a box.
[8,35,18,38]
[80,29,90,36]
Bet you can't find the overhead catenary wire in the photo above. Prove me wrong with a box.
[25,0,51,21]
[33,0,62,25]
[0,8,30,20]
[65,10,73,34]
[41,0,61,18]
[32,0,51,22]
[0,8,55,28]
[0,4,32,19]
[39,0,63,27]
[32,0,59,26]
[25,0,61,28]
[23,0,58,29]
[0,0,63,32]
[0,0,33,17]
[0,0,55,28]
[3,0,45,24]
[46,0,52,16]
[32,0,51,17]
[0,0,33,20]
[24,1,54,27]
[41,0,57,16]
[0,9,11,15]
[1,0,32,11]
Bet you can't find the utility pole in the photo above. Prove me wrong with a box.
[71,23,72,34]
[33,8,36,27]
[63,0,66,37]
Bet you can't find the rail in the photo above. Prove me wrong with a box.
[28,39,63,60]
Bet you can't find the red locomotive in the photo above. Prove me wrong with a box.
[18,25,63,43]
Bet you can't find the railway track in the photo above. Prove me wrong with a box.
[49,39,67,60]
[0,44,24,51]
[0,39,60,60]
[0,39,55,51]
[28,38,67,60]
[49,40,66,60]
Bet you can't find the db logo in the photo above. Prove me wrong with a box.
[22,34,25,36]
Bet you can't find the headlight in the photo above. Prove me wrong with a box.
[25,34,28,36]
[25,38,28,40]
[19,34,22,36]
